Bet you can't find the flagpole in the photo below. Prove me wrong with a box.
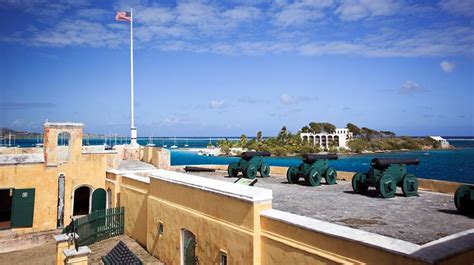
[130,8,137,146]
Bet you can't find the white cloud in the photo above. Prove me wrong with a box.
[209,100,225,109]
[2,1,474,60]
[222,6,261,22]
[29,19,126,48]
[440,60,455,73]
[273,0,333,27]
[76,8,111,20]
[335,0,401,21]
[280,94,298,104]
[151,24,473,57]
[137,7,175,24]
[399,80,424,94]
[280,93,318,105]
[439,0,474,17]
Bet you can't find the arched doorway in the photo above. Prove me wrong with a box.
[73,186,91,216]
[181,229,196,265]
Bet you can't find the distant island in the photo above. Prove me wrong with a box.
[0,128,41,139]
[0,128,108,140]
[217,122,448,156]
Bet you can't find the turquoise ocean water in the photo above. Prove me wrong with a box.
[6,137,474,184]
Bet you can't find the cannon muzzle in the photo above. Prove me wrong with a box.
[371,158,420,169]
[302,154,338,163]
[241,151,271,160]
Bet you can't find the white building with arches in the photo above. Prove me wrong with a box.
[300,128,353,150]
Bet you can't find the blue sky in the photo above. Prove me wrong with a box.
[1,0,473,137]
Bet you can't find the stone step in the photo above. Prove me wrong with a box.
[0,229,61,254]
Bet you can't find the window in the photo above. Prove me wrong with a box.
[159,221,164,236]
[219,250,227,265]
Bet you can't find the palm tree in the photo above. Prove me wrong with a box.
[240,134,247,147]
[256,131,262,142]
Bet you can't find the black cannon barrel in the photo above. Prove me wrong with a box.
[184,166,216,173]
[241,151,271,159]
[371,158,420,168]
[302,154,338,163]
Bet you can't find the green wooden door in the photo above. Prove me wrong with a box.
[91,188,106,212]
[184,235,196,265]
[11,188,35,228]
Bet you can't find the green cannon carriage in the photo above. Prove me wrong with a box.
[352,158,420,198]
[454,185,474,215]
[227,151,271,179]
[286,154,338,186]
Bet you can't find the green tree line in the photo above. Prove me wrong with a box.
[217,122,443,156]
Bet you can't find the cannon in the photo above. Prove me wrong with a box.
[286,154,338,186]
[227,151,271,179]
[351,158,420,198]
[454,185,474,215]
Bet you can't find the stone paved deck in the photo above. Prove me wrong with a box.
[0,235,162,265]
[181,169,474,245]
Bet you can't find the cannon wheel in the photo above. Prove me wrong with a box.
[454,185,474,215]
[286,166,299,184]
[401,174,418,197]
[227,162,239,178]
[377,174,396,198]
[352,172,368,194]
[259,162,270,178]
[305,167,321,187]
[324,167,337,185]
[244,164,257,179]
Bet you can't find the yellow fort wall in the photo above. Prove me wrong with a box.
[0,151,113,233]
[0,123,115,233]
[120,175,149,246]
[107,168,473,265]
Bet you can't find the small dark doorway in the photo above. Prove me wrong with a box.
[73,186,91,216]
[0,189,13,229]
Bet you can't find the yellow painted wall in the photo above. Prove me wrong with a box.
[260,216,426,265]
[141,146,170,170]
[0,124,115,233]
[438,249,474,265]
[107,169,472,265]
[0,154,112,233]
[120,176,149,246]
[105,172,119,208]
[146,176,271,265]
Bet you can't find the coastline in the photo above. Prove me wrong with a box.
[172,146,459,158]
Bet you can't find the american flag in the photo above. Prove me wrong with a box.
[115,11,131,22]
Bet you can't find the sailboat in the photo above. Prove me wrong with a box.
[170,137,178,149]
[146,134,156,147]
[184,138,189,147]
[162,138,168,148]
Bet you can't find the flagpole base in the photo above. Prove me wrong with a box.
[130,127,138,146]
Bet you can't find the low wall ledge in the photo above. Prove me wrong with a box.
[122,173,151,184]
[413,229,474,263]
[63,246,91,257]
[82,150,118,154]
[150,169,273,203]
[106,168,160,175]
[260,209,425,259]
[44,122,84,127]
